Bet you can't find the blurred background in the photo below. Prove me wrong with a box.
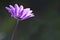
[0,0,60,40]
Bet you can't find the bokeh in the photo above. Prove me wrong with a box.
[0,0,60,40]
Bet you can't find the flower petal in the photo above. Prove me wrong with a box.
[14,4,20,16]
[5,7,12,13]
[19,5,24,13]
[21,13,34,20]
[5,7,14,16]
[18,5,24,17]
[9,5,15,16]
[20,8,30,18]
[9,5,15,10]
[23,10,33,18]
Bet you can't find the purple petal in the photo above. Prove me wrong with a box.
[20,8,30,18]
[22,10,32,19]
[9,5,15,10]
[5,7,12,14]
[19,5,24,13]
[5,7,15,16]
[9,5,15,16]
[23,10,32,18]
[14,4,20,16]
[18,5,24,17]
[21,13,34,20]
[21,16,31,20]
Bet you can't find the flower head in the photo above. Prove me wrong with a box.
[5,4,34,20]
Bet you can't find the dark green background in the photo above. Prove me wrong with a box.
[0,0,60,40]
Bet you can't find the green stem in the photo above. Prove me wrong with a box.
[11,20,19,40]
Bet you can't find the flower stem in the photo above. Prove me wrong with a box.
[11,20,19,40]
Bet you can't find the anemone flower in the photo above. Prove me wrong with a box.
[5,4,34,40]
[5,4,34,20]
